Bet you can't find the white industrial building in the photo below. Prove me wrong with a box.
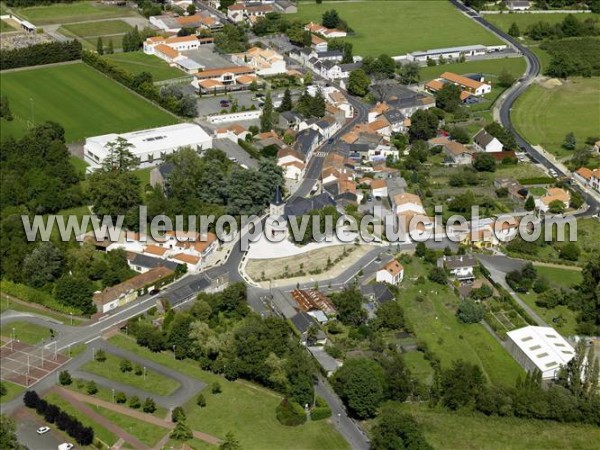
[407,44,507,62]
[506,326,576,380]
[84,123,213,169]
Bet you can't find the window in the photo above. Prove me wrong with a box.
[536,352,549,358]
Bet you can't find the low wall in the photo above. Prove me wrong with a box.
[206,109,262,124]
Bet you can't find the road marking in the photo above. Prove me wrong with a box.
[85,336,101,345]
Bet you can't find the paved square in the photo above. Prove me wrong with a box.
[0,341,69,387]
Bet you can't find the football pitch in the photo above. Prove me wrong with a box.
[0,63,178,142]
[292,1,503,57]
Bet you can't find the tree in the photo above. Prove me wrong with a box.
[260,91,273,132]
[96,37,104,55]
[330,288,367,326]
[107,39,114,55]
[442,360,486,410]
[128,395,141,409]
[22,242,64,288]
[277,88,292,113]
[449,126,469,144]
[347,69,371,97]
[371,405,433,450]
[143,397,156,413]
[456,299,485,324]
[211,381,222,394]
[0,414,21,450]
[398,61,420,85]
[548,199,565,214]
[408,109,439,142]
[102,137,140,173]
[525,195,535,211]
[322,9,341,28]
[498,69,516,88]
[508,22,521,37]
[115,391,127,404]
[563,132,577,150]
[23,390,40,409]
[54,275,95,314]
[120,359,133,373]
[415,242,427,257]
[86,380,98,395]
[333,358,385,419]
[172,406,186,423]
[473,153,496,172]
[171,419,193,441]
[59,370,72,386]
[0,383,6,397]
[219,432,241,450]
[187,4,196,14]
[435,83,462,113]
[196,393,207,407]
[428,267,447,285]
[559,242,580,261]
[375,301,405,330]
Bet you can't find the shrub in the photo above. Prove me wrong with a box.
[172,406,186,423]
[0,280,83,315]
[59,370,72,386]
[120,359,133,373]
[134,364,143,376]
[211,382,222,394]
[456,299,485,324]
[276,398,307,426]
[143,397,156,414]
[115,392,127,404]
[311,406,332,421]
[129,395,141,409]
[196,393,206,407]
[86,381,98,395]
[94,349,106,362]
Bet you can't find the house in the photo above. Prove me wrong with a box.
[371,179,388,198]
[360,282,395,304]
[473,129,503,153]
[277,147,306,180]
[293,128,322,160]
[93,266,174,313]
[127,252,180,274]
[285,193,336,217]
[149,12,222,33]
[291,289,336,315]
[304,21,347,38]
[494,177,528,201]
[506,326,575,379]
[505,0,531,10]
[444,141,474,165]
[191,66,257,93]
[214,124,250,142]
[312,116,341,140]
[274,0,297,13]
[227,3,274,23]
[594,140,600,153]
[573,167,600,193]
[326,89,354,118]
[311,34,328,52]
[391,192,424,215]
[383,85,435,117]
[438,254,476,280]
[279,110,302,130]
[536,187,571,212]
[84,123,213,169]
[231,46,286,76]
[144,35,213,55]
[376,260,404,285]
[315,60,360,80]
[439,72,491,96]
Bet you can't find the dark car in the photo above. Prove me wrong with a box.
[220,100,230,106]
[328,138,334,144]
[149,288,160,295]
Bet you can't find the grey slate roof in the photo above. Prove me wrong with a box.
[361,282,395,304]
[290,311,316,334]
[285,192,336,217]
[293,128,322,156]
[442,254,476,270]
[473,129,496,148]
[383,109,405,124]
[128,253,180,272]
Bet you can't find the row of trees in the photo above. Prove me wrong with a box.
[82,51,197,117]
[543,37,600,78]
[511,14,600,41]
[23,391,94,446]
[0,39,82,70]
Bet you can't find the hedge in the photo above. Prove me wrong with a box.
[275,398,306,426]
[0,40,82,70]
[311,406,332,421]
[0,280,83,315]
[517,177,555,186]
[237,139,261,159]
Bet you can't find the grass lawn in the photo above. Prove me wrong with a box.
[485,12,600,35]
[291,1,502,57]
[398,403,600,450]
[512,77,600,158]
[0,63,178,142]
[493,162,548,181]
[104,52,186,82]
[80,353,181,397]
[399,259,523,386]
[90,404,169,447]
[109,334,349,449]
[15,1,140,26]
[420,57,526,82]
[403,351,434,385]
[58,19,133,51]
[0,293,86,325]
[44,391,118,447]
[0,380,25,403]
[1,320,53,345]
[0,19,15,32]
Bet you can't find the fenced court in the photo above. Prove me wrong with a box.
[0,340,69,387]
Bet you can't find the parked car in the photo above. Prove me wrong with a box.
[149,288,160,295]
[36,426,50,435]
[58,444,73,450]
[220,100,230,107]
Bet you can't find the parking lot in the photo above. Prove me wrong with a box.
[16,413,65,450]
[195,89,302,117]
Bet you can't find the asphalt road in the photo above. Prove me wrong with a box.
[449,0,600,218]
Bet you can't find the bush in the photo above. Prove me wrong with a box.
[86,381,98,395]
[120,359,133,373]
[196,393,206,407]
[134,364,143,376]
[211,382,222,394]
[276,398,307,426]
[311,406,332,421]
[115,392,127,404]
[0,40,82,70]
[0,280,83,315]
[428,267,447,285]
[94,349,106,362]
[172,406,186,423]
[59,370,72,386]
[456,299,485,324]
[143,397,156,414]
[129,395,141,409]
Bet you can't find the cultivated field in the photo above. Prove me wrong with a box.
[104,51,186,81]
[485,12,600,34]
[14,1,140,26]
[513,77,600,157]
[399,403,600,450]
[58,19,133,51]
[292,1,502,56]
[0,63,177,142]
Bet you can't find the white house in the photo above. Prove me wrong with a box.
[506,326,575,379]
[304,21,347,38]
[439,254,476,280]
[473,129,503,153]
[370,179,388,198]
[84,123,213,170]
[376,260,404,285]
[535,187,571,213]
[505,0,531,11]
[214,124,250,142]
[231,46,287,76]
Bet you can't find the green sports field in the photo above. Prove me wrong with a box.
[58,19,133,51]
[291,1,503,56]
[14,1,140,26]
[104,52,186,81]
[513,77,600,157]
[0,63,178,142]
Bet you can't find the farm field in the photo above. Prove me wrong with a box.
[513,77,600,157]
[398,260,523,386]
[0,63,177,142]
[398,403,600,450]
[109,334,349,450]
[292,1,502,56]
[485,12,600,34]
[104,52,186,81]
[58,19,133,51]
[14,1,140,26]
[420,57,526,82]
[0,320,52,345]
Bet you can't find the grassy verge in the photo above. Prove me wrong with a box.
[0,294,86,325]
[108,334,349,449]
[15,1,140,26]
[398,403,600,450]
[104,52,187,82]
[80,353,180,397]
[0,380,25,403]
[1,320,53,345]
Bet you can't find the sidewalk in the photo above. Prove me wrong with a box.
[58,387,222,446]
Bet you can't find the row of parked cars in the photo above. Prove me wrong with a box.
[36,426,73,450]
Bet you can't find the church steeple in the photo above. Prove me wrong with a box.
[272,185,284,206]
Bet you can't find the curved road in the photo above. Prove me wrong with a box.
[450,0,600,217]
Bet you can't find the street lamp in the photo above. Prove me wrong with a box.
[112,388,115,402]
[70,312,73,326]
[143,366,146,381]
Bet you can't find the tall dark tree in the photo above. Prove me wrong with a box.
[277,88,293,113]
[408,109,439,142]
[333,357,385,419]
[435,83,462,113]
[260,91,274,132]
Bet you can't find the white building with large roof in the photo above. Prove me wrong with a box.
[84,123,213,170]
[506,326,575,380]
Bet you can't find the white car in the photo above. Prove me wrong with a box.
[58,443,73,450]
[36,426,50,435]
